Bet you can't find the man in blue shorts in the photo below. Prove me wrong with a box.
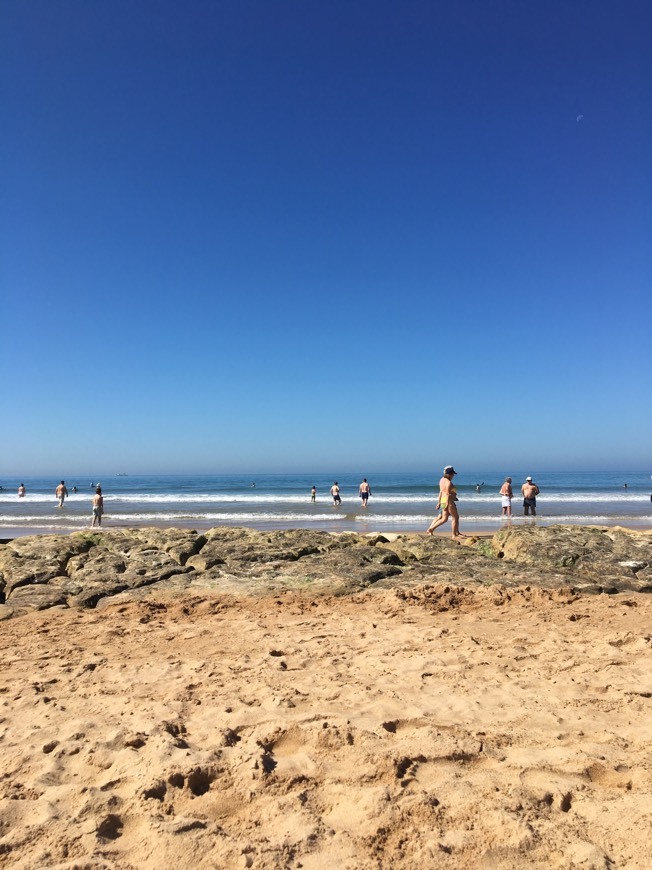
[359,478,371,508]
[521,477,540,516]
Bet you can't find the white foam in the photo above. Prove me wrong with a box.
[0,515,94,523]
[354,514,433,524]
[1,490,648,506]
[0,493,89,504]
[97,512,345,523]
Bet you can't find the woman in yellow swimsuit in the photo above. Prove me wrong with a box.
[426,466,462,539]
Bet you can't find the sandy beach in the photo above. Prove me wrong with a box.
[1,525,651,868]
[5,1,650,865]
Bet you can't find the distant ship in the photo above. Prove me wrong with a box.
[115,473,128,476]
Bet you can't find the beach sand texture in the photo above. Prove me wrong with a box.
[1,526,651,868]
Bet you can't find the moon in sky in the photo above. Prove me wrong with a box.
[576,114,584,122]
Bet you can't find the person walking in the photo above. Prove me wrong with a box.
[18,483,26,497]
[359,478,371,508]
[91,486,104,527]
[330,481,341,506]
[521,476,540,516]
[500,477,513,518]
[426,466,463,539]
[311,486,317,503]
[55,480,69,508]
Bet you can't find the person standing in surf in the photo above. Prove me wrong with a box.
[91,486,104,527]
[426,466,462,539]
[500,477,513,518]
[521,476,540,516]
[55,480,69,508]
[359,478,371,508]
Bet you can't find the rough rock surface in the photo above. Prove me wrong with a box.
[489,525,652,593]
[0,524,650,617]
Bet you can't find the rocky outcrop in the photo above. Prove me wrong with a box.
[0,524,650,617]
[489,525,652,593]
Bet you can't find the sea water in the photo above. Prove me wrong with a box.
[1,471,650,537]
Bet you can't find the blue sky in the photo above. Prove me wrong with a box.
[2,0,650,475]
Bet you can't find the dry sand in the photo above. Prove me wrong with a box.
[1,585,651,869]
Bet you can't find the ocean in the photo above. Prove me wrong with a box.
[1,471,650,537]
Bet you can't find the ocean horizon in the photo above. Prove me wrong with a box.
[1,470,651,537]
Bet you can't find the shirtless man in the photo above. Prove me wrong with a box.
[330,481,341,506]
[359,478,371,507]
[426,466,462,539]
[18,483,26,498]
[500,477,513,517]
[521,477,540,516]
[91,486,104,527]
[55,480,69,508]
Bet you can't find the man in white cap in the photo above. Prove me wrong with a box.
[521,476,540,516]
[427,466,462,538]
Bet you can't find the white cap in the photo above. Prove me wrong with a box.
[526,476,532,481]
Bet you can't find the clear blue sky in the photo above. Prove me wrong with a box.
[2,0,650,475]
